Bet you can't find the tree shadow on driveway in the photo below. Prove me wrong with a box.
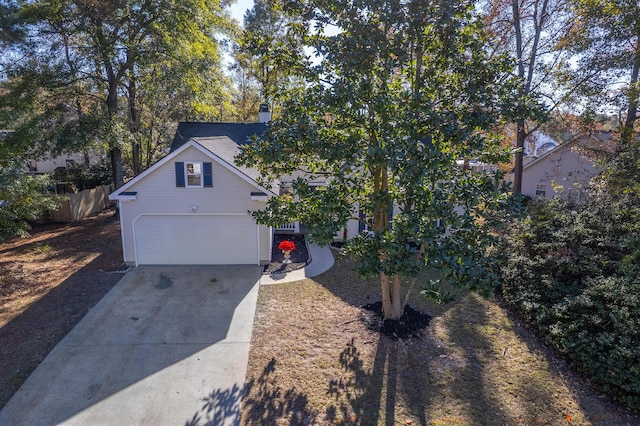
[0,265,261,425]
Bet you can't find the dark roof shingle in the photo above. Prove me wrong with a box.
[170,122,267,152]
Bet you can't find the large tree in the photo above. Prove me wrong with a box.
[234,0,306,116]
[483,0,576,193]
[0,0,233,187]
[239,0,521,320]
[562,0,640,195]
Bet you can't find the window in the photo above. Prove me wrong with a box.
[185,162,202,187]
[535,183,546,197]
[175,161,212,188]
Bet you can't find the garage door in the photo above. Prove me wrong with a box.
[133,214,258,265]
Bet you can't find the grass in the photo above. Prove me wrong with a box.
[241,255,635,425]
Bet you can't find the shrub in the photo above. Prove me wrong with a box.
[0,162,61,242]
[67,160,112,191]
[501,197,640,410]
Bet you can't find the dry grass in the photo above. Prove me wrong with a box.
[0,210,125,408]
[241,255,638,425]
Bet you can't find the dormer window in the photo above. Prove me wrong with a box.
[186,162,202,187]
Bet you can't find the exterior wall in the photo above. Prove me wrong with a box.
[340,203,401,241]
[521,144,601,200]
[118,146,271,265]
[29,150,103,173]
[344,204,361,241]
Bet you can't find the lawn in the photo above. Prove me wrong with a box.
[241,254,639,425]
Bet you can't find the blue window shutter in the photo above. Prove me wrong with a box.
[175,162,185,187]
[358,208,366,233]
[203,162,213,187]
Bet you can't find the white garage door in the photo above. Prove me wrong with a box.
[133,214,258,265]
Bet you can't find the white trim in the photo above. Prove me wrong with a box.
[108,139,276,200]
[185,161,204,188]
[269,226,273,262]
[118,201,129,263]
[256,224,260,265]
[194,141,274,196]
[131,213,256,266]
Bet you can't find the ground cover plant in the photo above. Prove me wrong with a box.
[242,255,639,425]
[501,197,640,411]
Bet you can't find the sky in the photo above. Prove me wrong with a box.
[229,0,255,24]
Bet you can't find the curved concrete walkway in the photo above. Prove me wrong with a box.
[260,243,335,285]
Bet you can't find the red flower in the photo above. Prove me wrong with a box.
[278,240,296,252]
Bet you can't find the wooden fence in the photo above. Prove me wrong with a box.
[49,185,113,222]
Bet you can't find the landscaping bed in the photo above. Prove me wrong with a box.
[263,233,309,275]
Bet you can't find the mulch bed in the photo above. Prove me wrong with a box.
[263,233,309,275]
[360,301,432,339]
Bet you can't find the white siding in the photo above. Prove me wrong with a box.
[119,146,271,265]
[340,202,401,241]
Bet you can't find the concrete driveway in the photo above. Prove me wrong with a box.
[0,265,262,426]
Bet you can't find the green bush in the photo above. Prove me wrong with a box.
[67,160,112,191]
[501,197,640,410]
[0,163,61,242]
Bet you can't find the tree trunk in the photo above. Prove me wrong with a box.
[127,62,143,176]
[512,0,526,195]
[381,272,403,320]
[513,119,526,193]
[110,147,124,189]
[106,79,125,189]
[623,40,640,135]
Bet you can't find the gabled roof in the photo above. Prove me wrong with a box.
[192,136,279,194]
[523,131,612,171]
[170,122,267,152]
[109,137,277,201]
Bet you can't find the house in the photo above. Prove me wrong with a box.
[111,112,525,265]
[517,131,611,200]
[109,119,277,266]
[26,150,103,175]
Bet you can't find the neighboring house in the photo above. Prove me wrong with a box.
[27,150,103,175]
[25,149,106,194]
[517,131,611,200]
[1,129,103,178]
[109,120,278,266]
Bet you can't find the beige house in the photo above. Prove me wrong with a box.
[518,132,611,201]
[27,150,103,174]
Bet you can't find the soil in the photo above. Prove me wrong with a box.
[263,233,309,274]
[360,302,432,339]
[0,208,126,408]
